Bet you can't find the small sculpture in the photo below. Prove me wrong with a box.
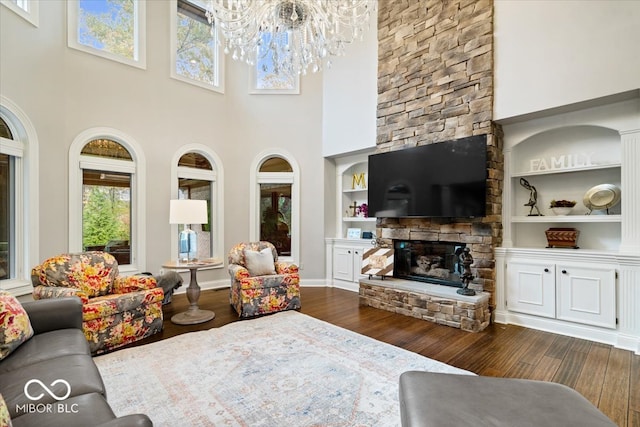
[520,178,543,216]
[457,247,476,296]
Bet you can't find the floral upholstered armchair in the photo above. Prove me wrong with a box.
[31,252,164,355]
[228,241,300,318]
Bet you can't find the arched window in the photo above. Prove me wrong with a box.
[171,145,224,262]
[0,96,39,295]
[250,150,299,262]
[69,128,147,273]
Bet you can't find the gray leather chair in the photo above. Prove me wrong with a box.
[399,371,616,427]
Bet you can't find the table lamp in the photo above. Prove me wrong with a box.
[169,199,208,263]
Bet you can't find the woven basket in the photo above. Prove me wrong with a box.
[545,228,579,249]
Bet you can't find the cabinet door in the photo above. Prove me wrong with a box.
[352,248,367,281]
[506,261,556,318]
[556,265,616,329]
[333,246,354,282]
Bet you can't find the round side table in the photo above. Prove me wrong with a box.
[162,260,219,325]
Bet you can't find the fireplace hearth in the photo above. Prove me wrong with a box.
[394,240,465,288]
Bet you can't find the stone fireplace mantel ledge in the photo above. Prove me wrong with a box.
[360,277,490,303]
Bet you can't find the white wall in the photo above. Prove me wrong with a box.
[0,0,327,286]
[494,0,640,120]
[322,9,378,157]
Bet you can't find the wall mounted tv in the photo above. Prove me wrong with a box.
[368,135,487,218]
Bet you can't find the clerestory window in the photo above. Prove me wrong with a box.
[171,0,224,92]
[67,0,146,69]
[0,0,39,27]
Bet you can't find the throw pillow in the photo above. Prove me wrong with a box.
[245,248,277,276]
[0,291,34,361]
[0,393,12,427]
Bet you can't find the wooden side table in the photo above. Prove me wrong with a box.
[162,260,220,325]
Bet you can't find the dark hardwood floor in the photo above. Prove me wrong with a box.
[134,287,639,427]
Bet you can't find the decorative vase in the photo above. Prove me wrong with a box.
[551,207,573,216]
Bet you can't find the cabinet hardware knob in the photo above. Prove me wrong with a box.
[544,268,549,273]
[348,250,351,254]
[562,269,567,274]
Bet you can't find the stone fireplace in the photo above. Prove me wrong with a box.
[359,1,502,331]
[372,0,504,312]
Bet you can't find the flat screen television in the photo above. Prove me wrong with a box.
[368,135,487,218]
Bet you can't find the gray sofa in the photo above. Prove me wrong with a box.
[399,371,616,427]
[0,297,152,427]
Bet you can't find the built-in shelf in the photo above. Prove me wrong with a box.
[512,163,621,178]
[511,214,622,223]
[342,217,376,222]
[343,188,368,194]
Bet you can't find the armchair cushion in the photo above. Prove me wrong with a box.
[31,252,118,298]
[244,247,277,276]
[0,291,34,361]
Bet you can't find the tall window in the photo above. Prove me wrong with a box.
[172,146,224,262]
[170,0,224,92]
[0,121,15,282]
[70,129,146,273]
[251,151,299,261]
[67,0,146,69]
[0,0,39,27]
[1,96,39,295]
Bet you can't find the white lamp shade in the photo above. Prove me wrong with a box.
[169,199,208,225]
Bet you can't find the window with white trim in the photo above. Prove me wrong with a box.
[170,0,224,92]
[0,96,39,295]
[171,146,224,262]
[0,119,17,282]
[250,151,299,262]
[1,0,39,27]
[69,129,147,273]
[67,0,146,69]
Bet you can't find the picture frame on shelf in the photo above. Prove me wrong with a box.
[346,228,362,239]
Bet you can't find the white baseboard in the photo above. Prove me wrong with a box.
[494,309,639,353]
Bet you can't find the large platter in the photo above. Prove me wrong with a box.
[583,184,621,213]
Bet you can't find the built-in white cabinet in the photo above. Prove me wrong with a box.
[495,96,640,355]
[325,238,375,291]
[333,244,367,282]
[506,259,616,329]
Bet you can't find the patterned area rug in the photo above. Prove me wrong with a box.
[94,311,471,426]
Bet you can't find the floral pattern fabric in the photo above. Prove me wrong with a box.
[0,393,12,427]
[31,252,163,355]
[228,242,300,318]
[0,291,34,361]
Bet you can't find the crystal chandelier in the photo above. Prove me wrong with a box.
[206,0,375,76]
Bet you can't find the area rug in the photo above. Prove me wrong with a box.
[94,311,472,426]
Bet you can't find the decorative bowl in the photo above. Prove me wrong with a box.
[551,207,573,216]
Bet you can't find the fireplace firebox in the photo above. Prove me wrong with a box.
[394,240,465,287]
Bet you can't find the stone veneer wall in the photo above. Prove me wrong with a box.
[376,0,503,307]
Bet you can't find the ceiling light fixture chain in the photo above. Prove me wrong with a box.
[206,0,375,76]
